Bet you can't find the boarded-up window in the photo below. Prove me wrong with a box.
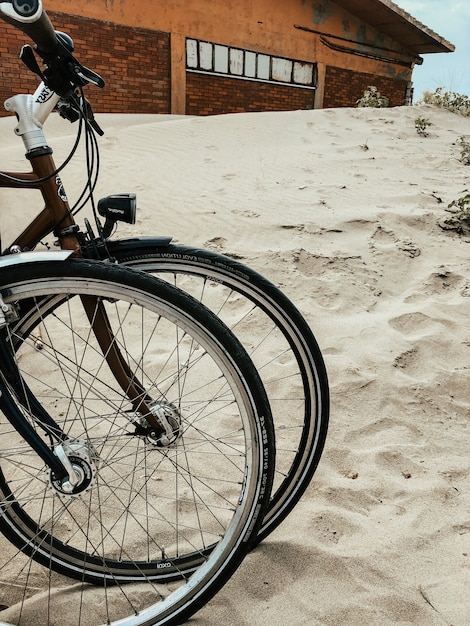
[294,62,314,85]
[230,48,244,75]
[272,58,292,83]
[186,39,198,69]
[257,54,270,80]
[245,51,257,78]
[199,41,213,71]
[214,45,229,73]
[186,39,316,89]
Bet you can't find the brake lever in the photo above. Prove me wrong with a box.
[69,62,105,90]
[51,33,105,92]
[21,31,106,97]
[45,51,105,95]
[20,44,44,81]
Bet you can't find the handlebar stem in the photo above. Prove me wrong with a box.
[4,83,60,153]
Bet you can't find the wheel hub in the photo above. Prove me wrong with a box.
[49,439,98,497]
[141,401,182,447]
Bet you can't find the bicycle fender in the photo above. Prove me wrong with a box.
[106,236,173,254]
[0,250,72,269]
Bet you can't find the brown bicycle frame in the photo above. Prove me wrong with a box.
[0,149,160,430]
[1,151,80,254]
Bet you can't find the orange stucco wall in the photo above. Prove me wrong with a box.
[45,0,414,71]
[42,0,415,112]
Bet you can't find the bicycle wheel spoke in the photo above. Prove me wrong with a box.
[112,245,328,542]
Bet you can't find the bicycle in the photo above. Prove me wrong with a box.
[0,4,279,624]
[0,1,329,546]
[0,253,275,625]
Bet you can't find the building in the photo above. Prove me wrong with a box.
[0,0,454,116]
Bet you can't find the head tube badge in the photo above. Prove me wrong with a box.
[56,175,68,202]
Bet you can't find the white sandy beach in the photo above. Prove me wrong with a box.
[1,103,470,625]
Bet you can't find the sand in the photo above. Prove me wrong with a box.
[1,103,470,624]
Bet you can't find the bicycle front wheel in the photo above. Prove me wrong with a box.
[107,241,329,542]
[0,259,274,625]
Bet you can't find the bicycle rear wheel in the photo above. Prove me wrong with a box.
[107,240,329,542]
[0,259,274,625]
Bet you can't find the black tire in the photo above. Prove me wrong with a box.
[0,259,275,625]
[106,240,329,542]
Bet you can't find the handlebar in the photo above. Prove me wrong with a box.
[0,1,58,58]
[0,0,104,96]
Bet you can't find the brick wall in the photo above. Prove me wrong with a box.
[186,72,315,115]
[0,21,36,104]
[323,66,407,108]
[0,12,170,116]
[1,12,409,117]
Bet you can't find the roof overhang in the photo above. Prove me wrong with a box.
[334,0,455,54]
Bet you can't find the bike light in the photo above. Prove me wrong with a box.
[98,193,137,238]
[98,193,137,224]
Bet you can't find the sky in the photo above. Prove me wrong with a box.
[396,0,470,100]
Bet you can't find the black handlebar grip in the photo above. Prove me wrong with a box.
[20,9,58,58]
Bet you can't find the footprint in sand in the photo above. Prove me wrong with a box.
[393,346,419,369]
[404,267,469,304]
[369,224,396,248]
[370,226,421,257]
[389,311,448,338]
[396,239,421,258]
[204,236,227,250]
[231,209,260,218]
